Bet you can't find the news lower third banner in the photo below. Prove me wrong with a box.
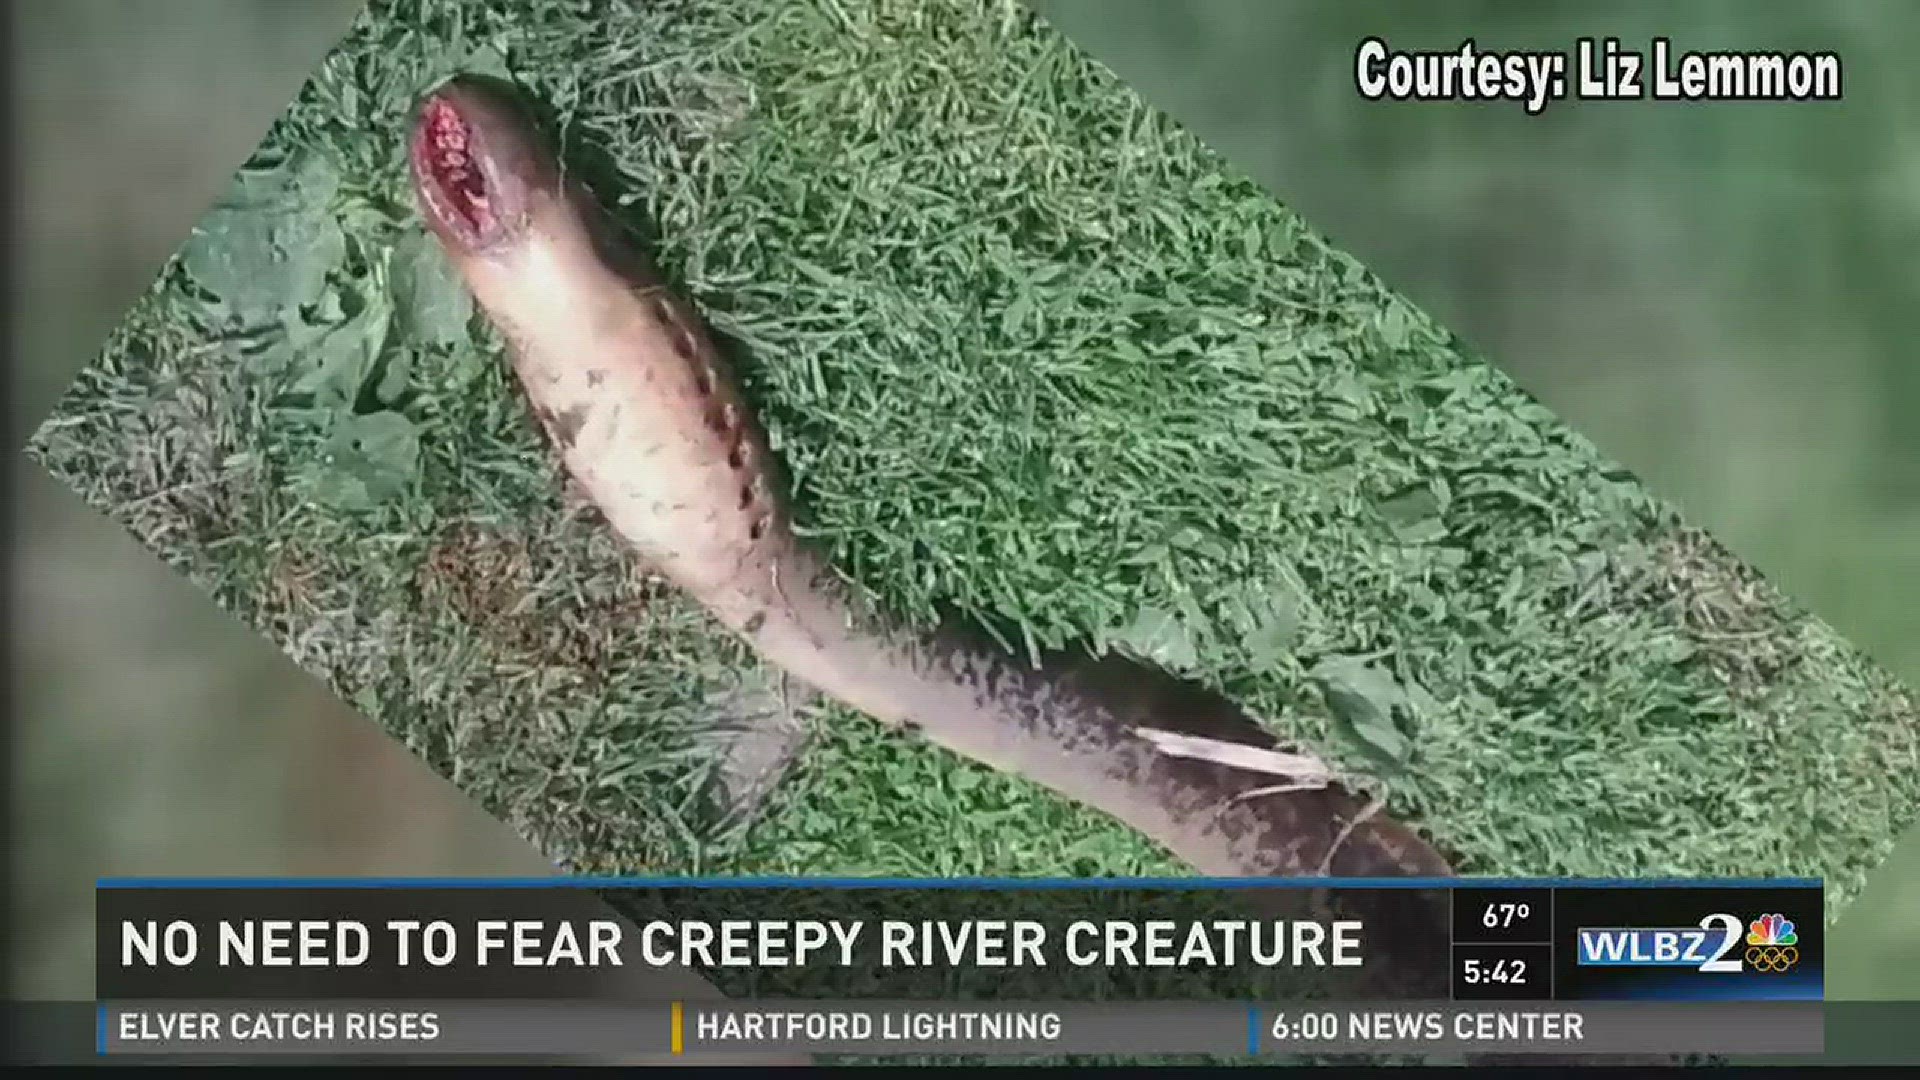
[94,876,1825,1060]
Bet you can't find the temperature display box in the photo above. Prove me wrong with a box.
[1451,887,1554,1000]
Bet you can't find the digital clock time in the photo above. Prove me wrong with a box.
[1460,956,1529,985]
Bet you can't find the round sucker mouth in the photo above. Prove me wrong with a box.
[415,96,495,239]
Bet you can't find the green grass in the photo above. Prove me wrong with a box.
[25,0,1920,915]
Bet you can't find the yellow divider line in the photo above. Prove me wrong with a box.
[671,1001,684,1055]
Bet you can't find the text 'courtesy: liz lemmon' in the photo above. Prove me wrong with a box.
[1354,37,1844,115]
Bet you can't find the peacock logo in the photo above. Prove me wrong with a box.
[1743,913,1800,973]
[1746,914,1797,946]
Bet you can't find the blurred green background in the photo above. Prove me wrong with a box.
[7,0,1915,1042]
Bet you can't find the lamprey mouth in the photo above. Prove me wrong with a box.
[415,95,494,241]
[408,76,555,254]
